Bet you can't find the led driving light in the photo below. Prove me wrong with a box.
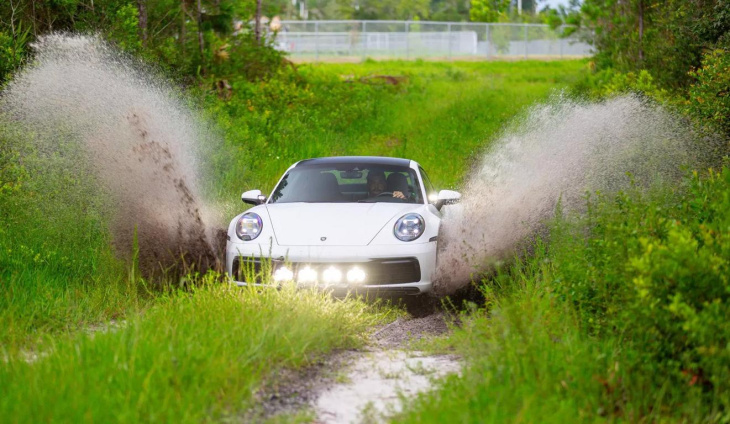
[235,212,263,241]
[394,213,425,242]
[297,266,317,284]
[322,267,342,284]
[347,267,366,284]
[273,266,294,282]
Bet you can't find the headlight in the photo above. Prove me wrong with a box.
[273,266,294,282]
[235,212,263,241]
[322,266,343,284]
[393,213,424,242]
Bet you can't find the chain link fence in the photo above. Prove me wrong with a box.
[272,20,593,61]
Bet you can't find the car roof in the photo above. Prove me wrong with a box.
[295,156,413,168]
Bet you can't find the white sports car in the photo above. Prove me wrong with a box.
[225,156,461,295]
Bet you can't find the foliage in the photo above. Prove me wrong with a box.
[688,48,730,137]
[107,3,143,53]
[0,27,29,85]
[468,0,510,23]
[0,0,286,83]
[337,0,432,20]
[577,0,730,90]
[429,0,471,22]
[626,171,730,400]
[573,68,670,102]
[551,167,730,415]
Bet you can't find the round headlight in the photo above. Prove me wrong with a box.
[235,212,263,241]
[394,213,425,242]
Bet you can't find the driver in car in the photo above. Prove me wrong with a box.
[367,170,405,199]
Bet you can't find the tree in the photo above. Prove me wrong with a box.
[577,0,730,89]
[469,0,509,22]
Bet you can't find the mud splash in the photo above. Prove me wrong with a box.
[1,34,223,276]
[434,95,712,294]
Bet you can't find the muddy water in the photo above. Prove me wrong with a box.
[313,350,460,423]
[309,313,459,423]
[1,34,224,276]
[434,95,719,294]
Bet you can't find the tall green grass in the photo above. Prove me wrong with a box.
[0,125,140,348]
[0,282,391,422]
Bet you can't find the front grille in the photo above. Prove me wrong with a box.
[230,257,421,285]
[363,258,421,285]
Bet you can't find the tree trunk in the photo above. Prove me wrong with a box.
[255,0,263,44]
[31,0,38,36]
[137,0,148,46]
[196,0,204,58]
[638,0,644,62]
[9,0,17,38]
[180,0,187,48]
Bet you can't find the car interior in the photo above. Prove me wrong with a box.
[269,165,424,204]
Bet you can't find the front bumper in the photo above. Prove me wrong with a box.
[225,239,437,294]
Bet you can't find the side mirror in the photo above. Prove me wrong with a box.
[432,189,461,211]
[242,189,266,205]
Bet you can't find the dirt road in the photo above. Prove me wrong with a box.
[249,311,461,423]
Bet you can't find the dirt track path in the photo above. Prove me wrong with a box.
[251,312,461,423]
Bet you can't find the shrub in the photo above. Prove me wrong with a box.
[626,168,730,407]
[688,49,730,138]
[546,166,730,413]
[571,68,670,102]
[0,28,29,86]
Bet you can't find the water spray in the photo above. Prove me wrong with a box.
[1,34,223,277]
[434,95,709,295]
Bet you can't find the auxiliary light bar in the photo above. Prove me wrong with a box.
[284,265,368,285]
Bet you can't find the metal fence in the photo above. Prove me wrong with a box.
[272,20,593,61]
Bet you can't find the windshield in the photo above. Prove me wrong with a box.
[269,163,424,204]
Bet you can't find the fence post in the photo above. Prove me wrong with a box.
[524,24,528,59]
[447,22,452,60]
[315,21,319,62]
[362,21,367,61]
[406,21,410,60]
[486,23,490,60]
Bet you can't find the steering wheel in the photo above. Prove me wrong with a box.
[376,192,394,197]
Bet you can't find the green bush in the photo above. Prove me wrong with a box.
[688,49,730,138]
[546,166,730,414]
[0,28,29,86]
[571,68,670,102]
[627,168,730,406]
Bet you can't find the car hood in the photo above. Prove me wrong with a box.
[265,202,416,246]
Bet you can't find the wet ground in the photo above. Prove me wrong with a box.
[249,311,461,423]
[314,349,460,423]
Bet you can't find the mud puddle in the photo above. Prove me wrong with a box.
[253,312,461,423]
[314,349,459,423]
